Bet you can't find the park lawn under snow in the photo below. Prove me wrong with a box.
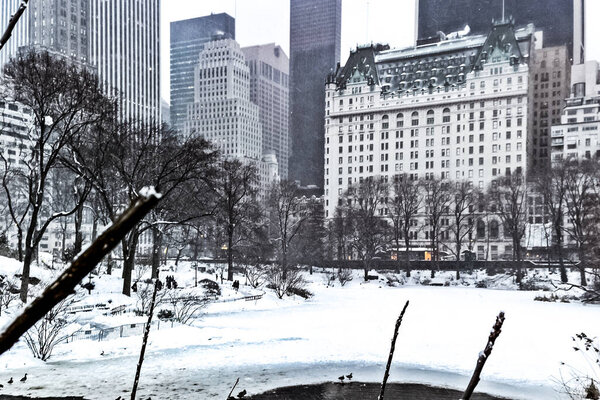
[0,256,597,399]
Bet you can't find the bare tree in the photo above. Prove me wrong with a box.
[212,159,259,281]
[388,174,421,275]
[533,162,569,282]
[294,196,327,270]
[564,159,599,286]
[344,177,390,280]
[268,180,310,277]
[331,205,351,261]
[489,172,528,284]
[422,177,451,266]
[0,49,115,302]
[447,181,478,278]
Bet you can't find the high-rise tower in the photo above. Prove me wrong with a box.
[242,43,290,179]
[90,0,161,125]
[289,0,342,189]
[170,14,235,134]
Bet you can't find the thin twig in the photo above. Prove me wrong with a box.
[131,275,160,399]
[227,377,240,399]
[378,300,409,400]
[0,193,160,357]
[0,0,29,52]
[462,311,506,400]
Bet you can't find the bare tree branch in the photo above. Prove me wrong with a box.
[0,192,160,358]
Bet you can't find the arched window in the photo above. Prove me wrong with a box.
[490,220,499,239]
[476,220,485,239]
[396,113,404,127]
[426,109,435,125]
[382,114,389,129]
[442,107,451,123]
[411,111,419,126]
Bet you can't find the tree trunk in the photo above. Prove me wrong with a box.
[404,234,411,277]
[151,226,162,279]
[227,224,234,281]
[106,253,113,275]
[19,208,39,302]
[578,245,588,286]
[19,249,33,302]
[555,225,567,283]
[73,203,84,256]
[122,235,138,296]
[514,237,523,285]
[16,228,23,262]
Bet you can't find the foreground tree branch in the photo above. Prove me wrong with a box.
[462,311,506,400]
[131,274,160,400]
[0,191,160,358]
[378,300,409,400]
[0,0,29,52]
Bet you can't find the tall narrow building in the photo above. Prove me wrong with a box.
[170,13,235,134]
[289,0,342,189]
[90,0,161,125]
[242,43,290,179]
[184,39,279,196]
[530,46,571,167]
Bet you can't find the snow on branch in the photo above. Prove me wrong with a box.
[461,311,506,400]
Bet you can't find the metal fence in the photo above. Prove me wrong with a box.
[64,318,175,343]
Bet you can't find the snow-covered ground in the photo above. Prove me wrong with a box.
[0,256,597,399]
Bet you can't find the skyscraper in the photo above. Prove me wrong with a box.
[90,0,161,126]
[1,0,88,70]
[416,0,579,60]
[184,38,279,195]
[0,1,29,69]
[242,43,290,179]
[170,13,235,134]
[289,0,342,189]
[28,0,90,62]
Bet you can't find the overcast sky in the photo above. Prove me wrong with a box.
[160,0,600,103]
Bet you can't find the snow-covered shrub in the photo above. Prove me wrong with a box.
[199,279,221,297]
[157,309,174,320]
[267,266,310,299]
[475,280,488,288]
[24,298,76,361]
[558,332,600,399]
[520,277,550,291]
[164,289,210,324]
[0,234,17,258]
[0,276,20,316]
[244,264,267,288]
[337,269,353,287]
[134,281,165,316]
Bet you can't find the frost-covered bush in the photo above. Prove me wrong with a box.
[267,266,310,299]
[24,298,76,361]
[199,279,221,296]
[337,269,353,287]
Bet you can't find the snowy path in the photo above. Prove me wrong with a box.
[0,281,598,399]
